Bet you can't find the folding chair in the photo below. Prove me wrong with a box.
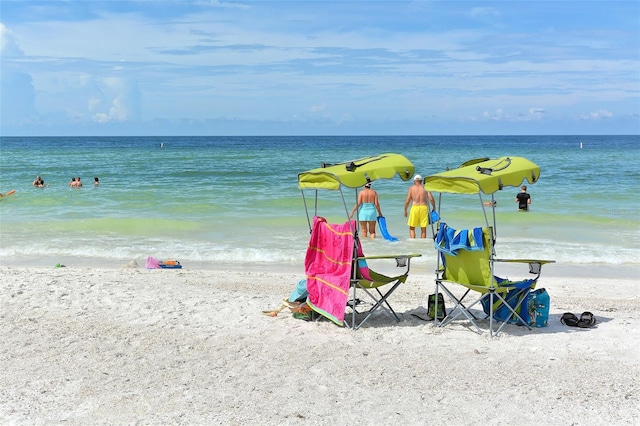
[424,156,555,336]
[435,223,553,336]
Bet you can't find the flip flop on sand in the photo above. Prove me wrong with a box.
[578,311,597,328]
[560,312,580,327]
[561,312,597,328]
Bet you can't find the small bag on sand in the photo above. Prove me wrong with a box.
[427,293,446,320]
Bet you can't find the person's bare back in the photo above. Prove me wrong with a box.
[407,185,428,205]
[359,187,377,204]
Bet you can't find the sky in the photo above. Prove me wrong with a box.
[1,1,639,136]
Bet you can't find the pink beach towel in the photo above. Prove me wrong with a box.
[305,216,356,325]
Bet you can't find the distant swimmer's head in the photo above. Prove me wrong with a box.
[413,174,422,182]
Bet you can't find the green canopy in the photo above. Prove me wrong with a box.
[424,156,540,195]
[298,153,415,190]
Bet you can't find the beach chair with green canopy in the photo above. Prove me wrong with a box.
[298,153,421,329]
[424,156,555,336]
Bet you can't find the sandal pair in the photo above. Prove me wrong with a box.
[561,311,596,328]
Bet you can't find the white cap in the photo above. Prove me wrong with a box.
[414,174,422,181]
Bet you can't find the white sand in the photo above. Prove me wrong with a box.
[1,265,639,425]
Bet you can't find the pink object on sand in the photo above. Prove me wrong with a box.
[146,256,161,269]
[304,216,355,325]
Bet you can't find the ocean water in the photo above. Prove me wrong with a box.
[1,135,638,274]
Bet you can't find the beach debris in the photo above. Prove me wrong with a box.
[55,263,66,268]
[262,299,312,320]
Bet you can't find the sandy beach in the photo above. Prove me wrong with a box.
[1,264,639,425]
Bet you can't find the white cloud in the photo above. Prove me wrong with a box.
[483,108,505,121]
[91,77,141,123]
[579,109,614,120]
[0,23,24,57]
[477,107,547,123]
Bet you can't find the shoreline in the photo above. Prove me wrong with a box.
[1,254,638,281]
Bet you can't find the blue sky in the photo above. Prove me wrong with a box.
[1,1,638,136]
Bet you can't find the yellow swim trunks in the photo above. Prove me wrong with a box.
[407,205,428,228]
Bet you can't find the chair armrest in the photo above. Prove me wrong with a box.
[358,253,421,268]
[358,253,422,260]
[493,258,555,275]
[494,259,555,264]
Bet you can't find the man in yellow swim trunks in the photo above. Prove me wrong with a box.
[404,174,436,238]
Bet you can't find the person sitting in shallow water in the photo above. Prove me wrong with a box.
[33,176,45,187]
[68,177,82,188]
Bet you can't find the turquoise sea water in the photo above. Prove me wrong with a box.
[1,135,638,272]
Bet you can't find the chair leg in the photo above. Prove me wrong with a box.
[435,284,535,337]
[436,282,483,334]
[346,281,404,330]
[495,290,533,332]
[376,287,401,321]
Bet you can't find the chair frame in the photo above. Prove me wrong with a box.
[345,253,420,330]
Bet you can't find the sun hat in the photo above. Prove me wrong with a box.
[414,174,422,181]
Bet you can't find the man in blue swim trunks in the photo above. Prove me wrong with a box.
[349,182,384,239]
[404,174,436,238]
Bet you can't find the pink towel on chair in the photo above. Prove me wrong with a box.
[305,216,355,325]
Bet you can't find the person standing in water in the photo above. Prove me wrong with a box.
[404,174,436,238]
[515,185,531,211]
[349,182,383,239]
